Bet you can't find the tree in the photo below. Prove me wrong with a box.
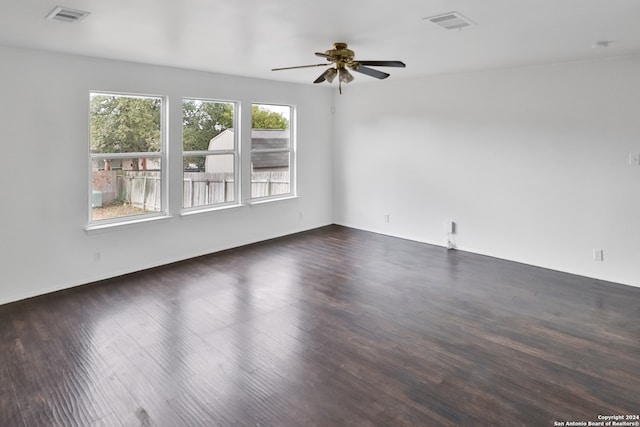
[90,95,161,171]
[251,105,288,129]
[91,97,289,172]
[182,100,234,169]
[183,100,234,153]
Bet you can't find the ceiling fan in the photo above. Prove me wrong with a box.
[272,42,406,94]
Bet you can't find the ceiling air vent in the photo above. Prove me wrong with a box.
[424,12,473,30]
[46,6,90,23]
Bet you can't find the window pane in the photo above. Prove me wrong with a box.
[182,99,237,210]
[183,155,235,208]
[183,100,234,151]
[90,94,161,154]
[91,157,162,221]
[251,104,290,150]
[251,104,292,199]
[89,91,164,224]
[251,104,290,131]
[251,152,290,198]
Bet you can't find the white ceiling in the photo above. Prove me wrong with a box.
[1,0,640,86]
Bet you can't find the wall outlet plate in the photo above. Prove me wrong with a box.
[593,249,604,261]
[629,152,640,166]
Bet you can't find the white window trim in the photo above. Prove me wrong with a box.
[85,214,172,233]
[87,92,169,229]
[250,104,296,202]
[181,98,240,214]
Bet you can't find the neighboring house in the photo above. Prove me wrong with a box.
[251,129,290,172]
[91,157,161,206]
[204,129,234,173]
[92,157,161,171]
[205,129,289,173]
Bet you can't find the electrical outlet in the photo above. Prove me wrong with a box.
[446,220,455,234]
[384,214,390,223]
[93,251,101,262]
[298,211,303,220]
[629,152,640,166]
[593,249,604,261]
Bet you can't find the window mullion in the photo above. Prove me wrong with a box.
[183,150,236,157]
[91,152,162,160]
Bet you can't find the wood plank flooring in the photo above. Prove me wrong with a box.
[1,225,638,426]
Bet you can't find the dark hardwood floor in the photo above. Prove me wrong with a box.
[1,225,638,426]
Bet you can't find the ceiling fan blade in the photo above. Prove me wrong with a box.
[357,60,406,68]
[315,52,331,58]
[352,65,390,80]
[313,68,335,84]
[272,63,330,71]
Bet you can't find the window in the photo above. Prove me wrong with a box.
[182,99,238,210]
[251,104,294,199]
[89,93,165,223]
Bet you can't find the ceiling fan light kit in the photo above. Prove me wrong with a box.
[272,42,406,94]
[338,68,354,83]
[324,68,338,83]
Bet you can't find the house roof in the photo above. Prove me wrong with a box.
[208,129,289,169]
[250,129,289,169]
[251,129,289,151]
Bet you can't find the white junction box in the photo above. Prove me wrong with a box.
[446,220,456,250]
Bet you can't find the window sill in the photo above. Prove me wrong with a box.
[85,214,172,234]
[249,195,299,205]
[180,203,242,218]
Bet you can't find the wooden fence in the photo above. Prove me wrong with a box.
[123,172,161,211]
[93,170,290,211]
[251,171,290,199]
[183,172,234,208]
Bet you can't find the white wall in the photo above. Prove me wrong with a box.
[0,45,334,305]
[2,46,638,305]
[333,55,640,288]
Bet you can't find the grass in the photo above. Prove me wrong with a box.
[92,202,148,221]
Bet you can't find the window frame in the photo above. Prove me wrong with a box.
[181,98,240,213]
[87,91,168,228]
[250,103,296,202]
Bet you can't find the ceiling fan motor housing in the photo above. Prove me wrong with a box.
[325,42,355,68]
